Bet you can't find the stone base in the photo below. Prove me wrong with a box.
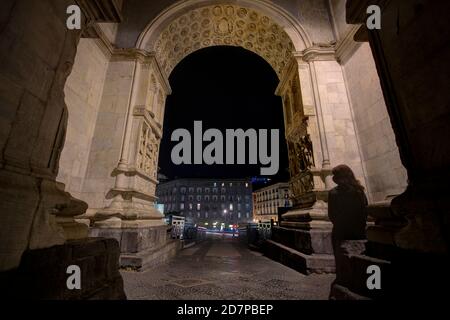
[263,225,335,274]
[0,238,126,300]
[263,239,335,274]
[330,240,450,300]
[272,226,333,255]
[90,225,181,271]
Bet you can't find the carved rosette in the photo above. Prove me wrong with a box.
[152,5,295,77]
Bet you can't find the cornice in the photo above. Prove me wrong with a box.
[335,25,363,64]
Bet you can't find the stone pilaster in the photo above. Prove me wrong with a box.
[88,50,177,270]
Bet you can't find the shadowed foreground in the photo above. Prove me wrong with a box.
[122,233,334,300]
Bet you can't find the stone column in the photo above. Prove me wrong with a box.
[0,0,126,299]
[0,0,93,271]
[93,54,164,226]
[89,51,178,270]
[267,45,365,274]
[277,48,338,231]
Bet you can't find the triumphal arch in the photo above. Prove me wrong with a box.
[5,0,447,300]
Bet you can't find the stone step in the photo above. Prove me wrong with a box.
[271,226,333,255]
[263,239,335,274]
[120,239,181,271]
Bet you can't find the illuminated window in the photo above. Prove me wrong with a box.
[197,203,201,210]
[229,204,233,211]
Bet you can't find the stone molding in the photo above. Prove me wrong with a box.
[335,25,363,64]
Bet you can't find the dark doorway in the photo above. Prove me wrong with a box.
[158,46,289,182]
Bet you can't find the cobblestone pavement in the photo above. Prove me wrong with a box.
[122,233,334,300]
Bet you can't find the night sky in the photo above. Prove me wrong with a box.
[158,46,289,183]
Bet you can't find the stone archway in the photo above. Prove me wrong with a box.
[77,0,364,271]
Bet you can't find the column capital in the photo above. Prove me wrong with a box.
[293,44,337,64]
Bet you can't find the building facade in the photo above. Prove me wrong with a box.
[156,178,253,227]
[253,183,292,223]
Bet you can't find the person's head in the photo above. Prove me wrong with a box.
[332,164,365,192]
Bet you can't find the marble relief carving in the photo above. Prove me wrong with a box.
[281,71,316,206]
[137,122,159,179]
[152,5,295,77]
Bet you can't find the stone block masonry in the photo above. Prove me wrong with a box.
[0,238,126,300]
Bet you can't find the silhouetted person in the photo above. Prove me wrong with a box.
[328,165,368,280]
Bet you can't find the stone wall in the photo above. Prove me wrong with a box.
[342,44,407,202]
[58,39,110,200]
[0,238,126,299]
[328,0,407,202]
[328,0,352,40]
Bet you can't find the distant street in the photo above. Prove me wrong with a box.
[122,233,334,300]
